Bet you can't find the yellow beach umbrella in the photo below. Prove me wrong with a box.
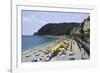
[59,47,65,51]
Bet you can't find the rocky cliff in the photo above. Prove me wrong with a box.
[79,16,90,43]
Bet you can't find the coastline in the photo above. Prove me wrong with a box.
[22,35,71,62]
[22,39,59,62]
[22,40,57,54]
[22,35,68,54]
[22,36,90,62]
[44,35,70,39]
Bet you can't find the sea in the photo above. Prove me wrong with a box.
[22,36,58,53]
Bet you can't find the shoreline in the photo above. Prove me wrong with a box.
[22,38,90,62]
[22,40,57,54]
[43,35,70,39]
[22,38,69,62]
[23,35,70,39]
[22,35,74,62]
[22,39,61,62]
[22,35,68,54]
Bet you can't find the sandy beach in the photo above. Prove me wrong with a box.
[22,38,70,62]
[22,38,89,63]
[22,40,58,62]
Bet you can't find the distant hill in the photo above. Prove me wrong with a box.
[34,22,80,35]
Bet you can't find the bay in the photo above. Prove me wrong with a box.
[22,36,58,53]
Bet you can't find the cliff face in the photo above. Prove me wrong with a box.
[79,16,90,43]
[80,16,90,35]
[34,23,80,35]
[83,17,90,31]
[80,16,90,32]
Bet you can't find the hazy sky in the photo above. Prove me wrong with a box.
[22,10,89,35]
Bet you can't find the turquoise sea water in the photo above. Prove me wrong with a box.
[22,36,57,53]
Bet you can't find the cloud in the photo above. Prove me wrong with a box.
[23,15,47,26]
[23,17,31,21]
[30,15,36,19]
[40,20,47,24]
[23,15,36,21]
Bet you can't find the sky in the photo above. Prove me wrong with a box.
[22,10,89,35]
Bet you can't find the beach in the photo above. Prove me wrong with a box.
[22,40,57,62]
[22,37,90,62]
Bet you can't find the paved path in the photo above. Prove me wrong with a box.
[70,40,82,60]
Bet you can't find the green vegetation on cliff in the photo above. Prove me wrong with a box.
[34,22,80,36]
